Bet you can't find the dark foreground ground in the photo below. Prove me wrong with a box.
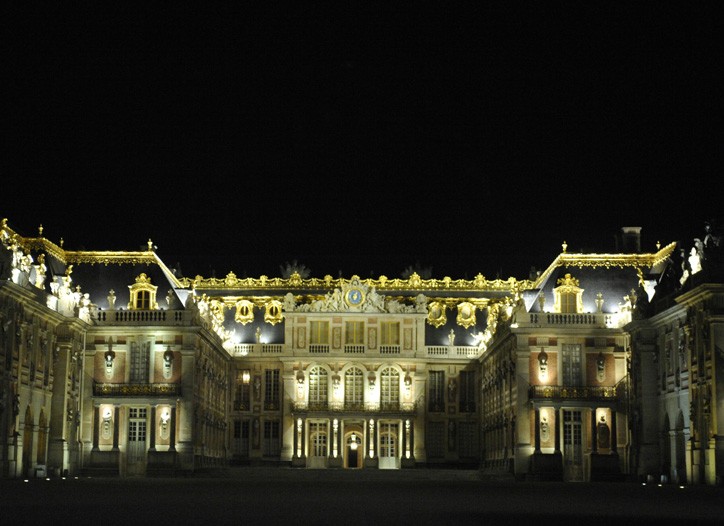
[2,467,723,526]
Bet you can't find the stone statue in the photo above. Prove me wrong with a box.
[32,253,46,289]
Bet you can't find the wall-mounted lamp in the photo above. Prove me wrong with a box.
[242,370,251,384]
[350,433,358,451]
[368,372,376,389]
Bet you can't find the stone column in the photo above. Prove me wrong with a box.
[92,405,100,450]
[112,406,120,450]
[554,409,561,453]
[534,407,541,453]
[170,406,177,451]
[149,406,157,451]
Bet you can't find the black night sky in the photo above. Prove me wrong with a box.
[5,4,722,280]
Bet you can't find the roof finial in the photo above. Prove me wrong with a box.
[656,241,661,250]
[38,224,43,237]
[148,239,154,251]
[562,240,568,253]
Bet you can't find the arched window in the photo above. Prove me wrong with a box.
[308,366,328,409]
[127,273,158,310]
[553,273,583,314]
[345,367,364,409]
[380,367,400,410]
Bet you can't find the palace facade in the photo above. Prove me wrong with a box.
[1,217,722,484]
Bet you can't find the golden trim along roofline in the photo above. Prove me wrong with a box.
[213,295,494,310]
[179,272,536,293]
[532,242,678,289]
[3,219,159,267]
[1,220,532,292]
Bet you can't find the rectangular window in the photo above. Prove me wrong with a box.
[560,292,577,313]
[380,322,399,346]
[136,290,150,310]
[231,419,250,458]
[309,421,327,457]
[458,422,479,458]
[127,407,147,463]
[563,410,583,481]
[562,344,582,386]
[426,421,445,459]
[264,369,280,410]
[459,370,476,413]
[379,423,398,458]
[233,419,241,439]
[428,371,445,412]
[235,379,250,411]
[263,420,280,457]
[310,321,329,345]
[344,368,364,409]
[345,321,364,345]
[129,342,149,383]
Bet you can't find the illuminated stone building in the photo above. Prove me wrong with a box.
[1,217,722,483]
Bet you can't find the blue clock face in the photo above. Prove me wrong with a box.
[347,289,362,305]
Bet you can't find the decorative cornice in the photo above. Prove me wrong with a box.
[556,244,676,270]
[532,242,678,289]
[181,272,536,293]
[2,220,158,267]
[65,250,157,266]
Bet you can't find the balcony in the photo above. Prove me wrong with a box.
[523,312,615,328]
[230,343,480,360]
[292,400,416,414]
[528,384,618,401]
[94,309,189,326]
[93,382,182,397]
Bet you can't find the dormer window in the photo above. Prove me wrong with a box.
[128,273,159,310]
[553,273,583,314]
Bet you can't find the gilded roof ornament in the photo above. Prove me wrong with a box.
[557,273,580,287]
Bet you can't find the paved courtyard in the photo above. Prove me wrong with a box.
[2,468,723,525]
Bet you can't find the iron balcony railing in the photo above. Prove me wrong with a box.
[93,382,182,397]
[292,400,416,414]
[528,384,618,401]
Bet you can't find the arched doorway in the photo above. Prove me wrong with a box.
[344,427,363,469]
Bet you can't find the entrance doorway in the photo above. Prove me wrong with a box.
[379,422,399,469]
[563,410,583,481]
[308,421,328,469]
[127,407,147,476]
[345,431,362,468]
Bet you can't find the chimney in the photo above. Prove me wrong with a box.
[617,227,642,253]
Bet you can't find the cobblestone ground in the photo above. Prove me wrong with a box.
[2,468,723,525]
